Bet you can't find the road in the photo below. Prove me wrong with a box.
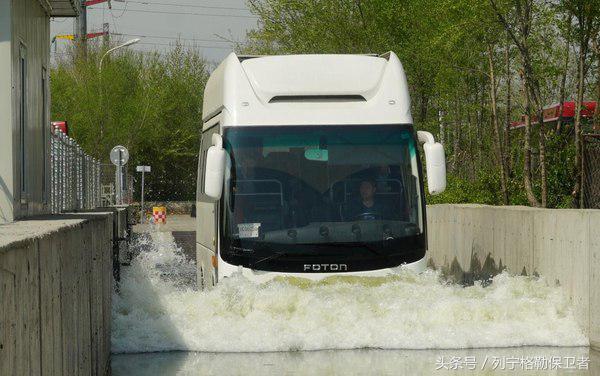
[133,214,196,261]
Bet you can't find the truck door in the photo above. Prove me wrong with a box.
[196,123,220,288]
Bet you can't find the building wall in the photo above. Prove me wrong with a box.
[0,0,51,223]
[0,0,15,222]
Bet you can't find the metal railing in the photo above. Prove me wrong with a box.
[50,129,102,213]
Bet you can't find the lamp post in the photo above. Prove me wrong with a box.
[98,38,140,157]
[136,165,151,223]
[99,38,141,71]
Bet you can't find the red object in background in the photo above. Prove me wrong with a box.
[510,101,596,129]
[85,31,108,39]
[85,0,111,6]
[51,121,69,135]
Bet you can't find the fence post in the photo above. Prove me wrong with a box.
[50,133,55,213]
[85,155,89,209]
[94,159,97,207]
[60,132,65,212]
[71,138,77,210]
[67,137,72,211]
[65,135,70,211]
[53,133,58,213]
[78,144,83,210]
[63,134,67,211]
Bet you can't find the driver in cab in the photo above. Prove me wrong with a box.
[345,179,387,220]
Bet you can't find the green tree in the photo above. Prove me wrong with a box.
[51,42,210,201]
[243,0,600,208]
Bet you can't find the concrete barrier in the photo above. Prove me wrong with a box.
[91,206,133,281]
[0,208,129,376]
[426,204,600,350]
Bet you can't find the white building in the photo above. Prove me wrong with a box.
[0,0,79,222]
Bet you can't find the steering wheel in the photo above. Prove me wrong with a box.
[352,212,382,221]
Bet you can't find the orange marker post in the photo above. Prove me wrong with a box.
[152,206,167,224]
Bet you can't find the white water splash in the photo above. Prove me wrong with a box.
[112,230,588,353]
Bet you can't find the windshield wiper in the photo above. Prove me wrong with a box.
[250,251,291,269]
[249,248,319,269]
[303,242,387,258]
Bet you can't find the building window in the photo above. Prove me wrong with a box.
[19,43,27,200]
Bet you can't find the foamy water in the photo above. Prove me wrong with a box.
[111,230,588,353]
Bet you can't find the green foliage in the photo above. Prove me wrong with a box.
[426,133,576,207]
[544,133,577,208]
[243,0,600,208]
[50,1,600,206]
[51,43,209,201]
[426,172,500,205]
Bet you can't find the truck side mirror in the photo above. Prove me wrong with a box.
[204,133,226,201]
[417,131,446,195]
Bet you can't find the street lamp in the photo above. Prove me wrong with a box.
[136,165,151,223]
[99,38,140,71]
[97,37,140,180]
[97,37,140,149]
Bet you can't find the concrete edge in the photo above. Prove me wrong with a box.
[0,211,116,253]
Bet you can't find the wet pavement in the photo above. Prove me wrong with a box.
[133,215,196,261]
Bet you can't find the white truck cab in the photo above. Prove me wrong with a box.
[196,52,446,288]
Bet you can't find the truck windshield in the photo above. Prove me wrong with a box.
[221,124,425,272]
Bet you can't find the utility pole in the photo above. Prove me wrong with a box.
[75,1,113,57]
[136,166,151,223]
[110,146,129,206]
[102,22,110,49]
[75,0,87,58]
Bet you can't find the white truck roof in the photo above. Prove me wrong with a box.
[202,52,412,129]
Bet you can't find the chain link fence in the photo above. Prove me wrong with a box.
[50,129,102,213]
[582,134,600,209]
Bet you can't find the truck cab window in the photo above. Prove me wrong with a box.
[219,124,425,272]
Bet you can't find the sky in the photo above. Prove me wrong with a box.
[50,0,259,64]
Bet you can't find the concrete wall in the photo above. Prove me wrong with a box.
[426,204,600,350]
[0,208,127,375]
